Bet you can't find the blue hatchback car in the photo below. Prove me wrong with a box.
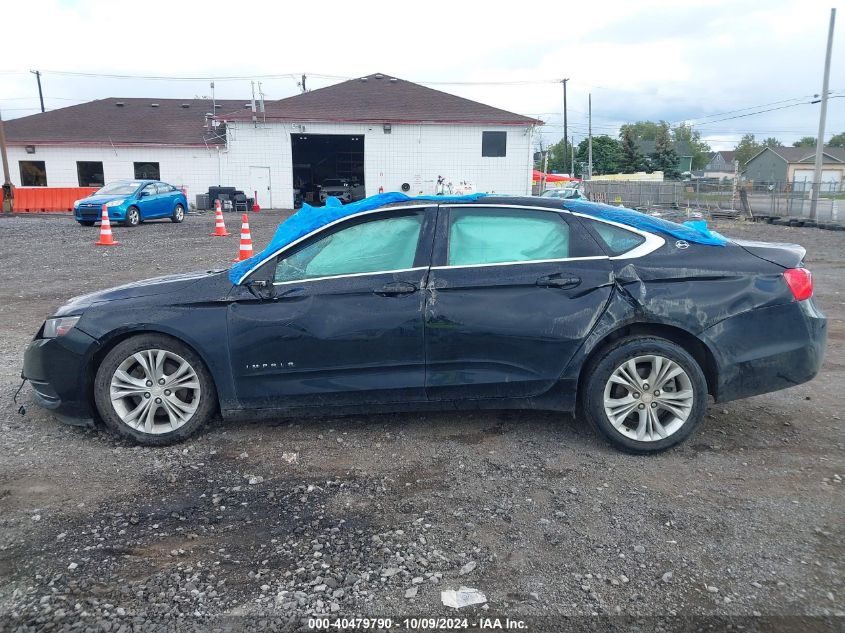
[74,180,188,227]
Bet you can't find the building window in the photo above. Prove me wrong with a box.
[482,131,507,157]
[19,161,47,186]
[133,162,160,180]
[77,161,104,187]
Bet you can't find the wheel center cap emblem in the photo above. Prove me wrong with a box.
[641,393,654,403]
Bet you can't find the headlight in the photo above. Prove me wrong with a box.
[73,199,82,209]
[105,199,125,208]
[43,316,81,338]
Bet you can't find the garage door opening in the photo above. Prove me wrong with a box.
[291,134,364,207]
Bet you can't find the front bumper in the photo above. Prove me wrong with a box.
[75,206,126,222]
[22,327,100,425]
[701,299,827,403]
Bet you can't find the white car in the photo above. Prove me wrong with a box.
[319,179,365,204]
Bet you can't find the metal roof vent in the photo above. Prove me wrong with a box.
[181,103,190,108]
[374,73,383,79]
[115,102,125,107]
[360,77,368,82]
[214,104,222,109]
[150,103,159,107]
[389,78,398,83]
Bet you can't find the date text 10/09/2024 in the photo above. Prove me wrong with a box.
[308,617,529,630]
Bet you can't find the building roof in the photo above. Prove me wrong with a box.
[3,98,249,147]
[709,150,736,163]
[747,145,845,165]
[218,73,541,126]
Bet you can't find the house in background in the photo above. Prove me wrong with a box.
[700,151,737,180]
[636,140,693,175]
[742,146,845,191]
[3,74,541,208]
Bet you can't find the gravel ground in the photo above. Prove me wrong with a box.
[0,211,842,632]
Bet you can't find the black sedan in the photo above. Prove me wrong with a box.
[22,197,827,453]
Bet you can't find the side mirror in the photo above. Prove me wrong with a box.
[139,190,150,198]
[245,279,276,300]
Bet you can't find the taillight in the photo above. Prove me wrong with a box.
[783,268,813,301]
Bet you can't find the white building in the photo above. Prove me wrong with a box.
[4,74,540,209]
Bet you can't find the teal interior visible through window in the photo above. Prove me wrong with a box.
[275,215,423,282]
[448,209,570,266]
[587,220,645,256]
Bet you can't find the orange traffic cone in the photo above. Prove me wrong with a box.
[95,205,119,246]
[233,214,254,262]
[252,190,261,212]
[211,201,229,237]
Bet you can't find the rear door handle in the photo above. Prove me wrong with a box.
[375,281,418,297]
[536,274,581,289]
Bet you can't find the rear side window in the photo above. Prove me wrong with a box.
[447,208,570,266]
[275,214,424,282]
[583,219,645,256]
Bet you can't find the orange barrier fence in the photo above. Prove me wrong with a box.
[0,187,99,213]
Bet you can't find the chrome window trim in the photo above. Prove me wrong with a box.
[272,267,427,286]
[234,204,431,284]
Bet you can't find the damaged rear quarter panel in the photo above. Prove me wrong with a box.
[562,242,793,386]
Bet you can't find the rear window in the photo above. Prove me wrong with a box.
[584,219,645,256]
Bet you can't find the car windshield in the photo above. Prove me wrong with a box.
[322,179,345,187]
[96,181,143,196]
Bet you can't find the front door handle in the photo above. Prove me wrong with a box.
[536,274,581,289]
[375,281,418,297]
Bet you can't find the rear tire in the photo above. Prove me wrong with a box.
[94,334,217,446]
[171,204,185,223]
[580,336,707,453]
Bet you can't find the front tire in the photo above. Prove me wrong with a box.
[580,337,707,453]
[124,206,140,227]
[78,221,95,227]
[171,204,185,223]
[94,334,217,445]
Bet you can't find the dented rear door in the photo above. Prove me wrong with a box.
[424,205,614,400]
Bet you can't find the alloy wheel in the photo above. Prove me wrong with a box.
[602,354,694,442]
[109,349,201,434]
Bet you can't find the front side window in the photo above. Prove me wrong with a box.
[481,131,507,157]
[275,214,424,283]
[140,183,157,197]
[133,162,160,180]
[19,160,47,186]
[447,208,570,266]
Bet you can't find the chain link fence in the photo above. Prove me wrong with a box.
[583,180,843,224]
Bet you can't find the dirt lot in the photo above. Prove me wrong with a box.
[0,210,842,632]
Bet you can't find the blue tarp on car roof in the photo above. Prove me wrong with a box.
[561,199,727,247]
[229,193,727,284]
[229,193,486,284]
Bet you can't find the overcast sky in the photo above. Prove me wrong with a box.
[1,0,842,150]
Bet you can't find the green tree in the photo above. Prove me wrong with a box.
[762,137,783,148]
[792,136,817,147]
[619,121,663,142]
[618,128,646,173]
[672,123,711,170]
[827,131,845,147]
[734,133,762,167]
[650,122,680,179]
[546,137,575,174]
[573,135,621,176]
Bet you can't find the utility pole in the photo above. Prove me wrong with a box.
[0,109,13,214]
[300,74,307,93]
[587,94,593,180]
[571,136,575,177]
[561,78,569,175]
[30,70,45,113]
[810,7,836,221]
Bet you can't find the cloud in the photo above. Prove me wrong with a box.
[1,0,842,150]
